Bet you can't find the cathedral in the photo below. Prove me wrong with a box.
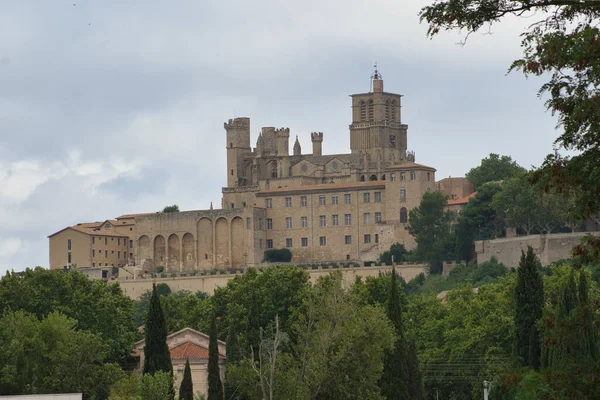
[49,70,471,273]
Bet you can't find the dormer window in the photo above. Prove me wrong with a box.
[105,223,111,229]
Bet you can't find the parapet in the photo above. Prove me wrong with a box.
[311,132,324,142]
[224,117,250,130]
[275,127,290,137]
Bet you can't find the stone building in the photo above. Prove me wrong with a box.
[48,69,472,273]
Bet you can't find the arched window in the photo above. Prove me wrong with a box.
[381,174,386,180]
[360,175,366,182]
[230,142,233,148]
[400,207,408,223]
[369,174,377,181]
[368,99,374,121]
[385,100,390,121]
[390,100,397,121]
[271,161,278,178]
[359,101,366,121]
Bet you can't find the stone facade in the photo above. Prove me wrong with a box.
[475,232,600,268]
[49,70,473,272]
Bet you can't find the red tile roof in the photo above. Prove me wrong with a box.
[116,212,160,219]
[170,342,224,360]
[447,192,477,206]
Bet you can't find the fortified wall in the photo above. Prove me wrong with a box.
[475,232,600,268]
[117,264,427,300]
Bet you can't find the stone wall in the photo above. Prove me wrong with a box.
[475,232,600,268]
[117,264,427,299]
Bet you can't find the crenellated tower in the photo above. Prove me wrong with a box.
[224,117,251,187]
[311,132,323,156]
[349,66,408,165]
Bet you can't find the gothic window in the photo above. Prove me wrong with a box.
[368,99,374,121]
[271,161,278,178]
[385,100,390,121]
[400,207,408,223]
[360,175,365,182]
[391,100,397,121]
[369,174,377,181]
[360,101,366,121]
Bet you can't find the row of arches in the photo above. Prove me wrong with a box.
[360,174,386,181]
[358,99,397,122]
[137,216,247,272]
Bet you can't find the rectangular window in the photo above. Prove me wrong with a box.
[118,238,120,245]
[364,213,371,224]
[129,252,133,259]
[105,250,108,257]
[400,172,406,181]
[319,215,326,227]
[301,237,308,247]
[285,217,293,229]
[92,249,95,257]
[410,171,416,180]
[345,235,352,245]
[364,234,371,244]
[331,195,339,205]
[246,217,251,229]
[319,195,326,206]
[390,173,396,181]
[374,192,381,202]
[285,197,292,207]
[286,238,293,248]
[68,252,71,263]
[266,198,272,208]
[319,236,327,246]
[105,237,107,245]
[363,193,370,203]
[92,262,95,267]
[231,203,235,209]
[129,240,133,248]
[375,212,382,223]
[301,216,308,228]
[111,250,115,255]
[118,251,121,259]
[375,234,379,244]
[259,239,263,249]
[300,196,307,207]
[427,172,431,181]
[344,193,351,204]
[92,237,95,244]
[332,214,339,226]
[345,214,352,226]
[267,219,273,230]
[400,188,406,202]
[67,239,71,250]
[267,239,273,249]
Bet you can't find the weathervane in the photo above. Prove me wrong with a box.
[370,61,382,91]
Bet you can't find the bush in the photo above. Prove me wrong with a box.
[264,248,292,262]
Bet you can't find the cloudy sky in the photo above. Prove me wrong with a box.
[0,1,561,273]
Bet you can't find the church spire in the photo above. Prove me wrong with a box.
[293,135,301,156]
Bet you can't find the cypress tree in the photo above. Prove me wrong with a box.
[380,267,410,399]
[143,283,172,375]
[179,359,194,400]
[514,246,544,369]
[407,339,425,400]
[208,314,223,400]
[224,324,242,400]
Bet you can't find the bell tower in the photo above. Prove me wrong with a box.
[349,65,408,165]
[224,117,251,187]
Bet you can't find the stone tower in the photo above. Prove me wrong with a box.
[349,67,408,165]
[311,132,323,156]
[224,117,251,187]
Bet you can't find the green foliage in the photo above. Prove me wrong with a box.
[162,204,180,213]
[0,310,124,398]
[140,370,174,400]
[0,267,137,364]
[109,373,142,400]
[179,359,194,400]
[419,0,600,216]
[381,267,409,399]
[263,248,293,262]
[465,153,526,191]
[407,192,454,274]
[407,339,425,400]
[207,314,223,400]
[514,247,544,369]
[143,284,172,376]
[155,283,171,296]
[377,243,408,265]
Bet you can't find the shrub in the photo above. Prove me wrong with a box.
[264,248,292,262]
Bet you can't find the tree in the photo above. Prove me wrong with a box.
[407,192,454,274]
[162,204,180,213]
[263,248,292,263]
[407,339,425,400]
[0,267,137,364]
[419,1,600,217]
[208,314,223,400]
[179,359,194,400]
[514,246,544,369]
[141,371,174,400]
[465,153,526,191]
[143,284,172,376]
[380,267,410,399]
[491,177,540,235]
[109,372,142,399]
[378,243,408,265]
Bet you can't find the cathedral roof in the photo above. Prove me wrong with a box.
[290,153,363,167]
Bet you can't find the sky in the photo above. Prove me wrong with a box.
[0,1,562,273]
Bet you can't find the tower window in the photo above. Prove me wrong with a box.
[359,100,366,121]
[230,142,233,148]
[400,207,408,223]
[391,100,397,121]
[368,99,374,121]
[385,100,390,121]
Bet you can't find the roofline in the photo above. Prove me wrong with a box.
[134,327,227,346]
[257,183,386,197]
